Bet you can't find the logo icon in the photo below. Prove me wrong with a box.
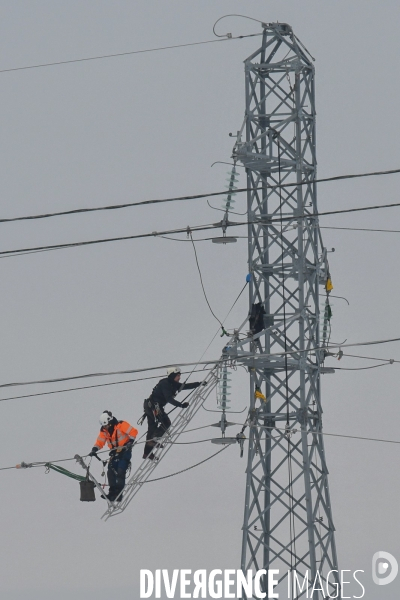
[372,551,398,585]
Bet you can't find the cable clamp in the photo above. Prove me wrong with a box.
[15,461,33,469]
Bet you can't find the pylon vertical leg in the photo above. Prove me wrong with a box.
[232,23,340,599]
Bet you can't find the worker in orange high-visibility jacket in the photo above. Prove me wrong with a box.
[89,410,138,502]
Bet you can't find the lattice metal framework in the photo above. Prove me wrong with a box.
[229,22,340,598]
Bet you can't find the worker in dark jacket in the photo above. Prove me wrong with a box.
[143,367,204,460]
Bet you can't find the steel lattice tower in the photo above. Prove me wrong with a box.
[228,23,340,599]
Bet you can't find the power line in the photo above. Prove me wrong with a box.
[1,167,400,226]
[320,431,400,446]
[320,336,400,353]
[0,368,212,403]
[0,280,248,399]
[1,346,391,402]
[5,193,400,259]
[4,424,400,473]
[1,335,400,392]
[294,199,400,222]
[164,225,400,240]
[257,424,400,447]
[0,440,231,474]
[343,353,400,363]
[0,282,249,402]
[189,231,225,331]
[0,360,218,390]
[321,226,400,234]
[0,223,220,257]
[0,33,261,75]
[160,235,247,242]
[177,279,249,393]
[145,444,230,483]
[333,363,391,371]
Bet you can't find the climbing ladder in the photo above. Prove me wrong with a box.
[101,364,220,520]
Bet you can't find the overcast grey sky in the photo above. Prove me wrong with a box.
[1,1,400,599]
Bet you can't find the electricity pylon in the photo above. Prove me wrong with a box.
[229,22,340,598]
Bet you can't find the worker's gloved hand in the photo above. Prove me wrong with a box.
[109,449,116,458]
[180,402,189,408]
[89,447,98,457]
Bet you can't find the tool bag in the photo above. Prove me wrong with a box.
[79,479,96,502]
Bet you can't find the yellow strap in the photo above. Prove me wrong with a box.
[255,389,266,402]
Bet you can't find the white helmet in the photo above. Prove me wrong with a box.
[99,411,113,427]
[167,366,181,376]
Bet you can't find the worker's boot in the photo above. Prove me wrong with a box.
[145,452,159,462]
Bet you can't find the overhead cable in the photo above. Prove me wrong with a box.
[5,192,400,258]
[166,226,400,242]
[307,199,400,221]
[0,360,219,390]
[1,167,400,225]
[189,230,226,333]
[343,353,400,363]
[0,368,212,403]
[0,442,231,474]
[322,431,400,445]
[0,223,221,257]
[145,444,230,482]
[0,282,249,401]
[0,280,248,398]
[333,363,391,371]
[180,279,249,390]
[256,424,400,447]
[4,425,400,473]
[317,336,400,353]
[0,202,400,258]
[213,14,265,38]
[321,226,400,234]
[0,33,261,75]
[1,335,400,391]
